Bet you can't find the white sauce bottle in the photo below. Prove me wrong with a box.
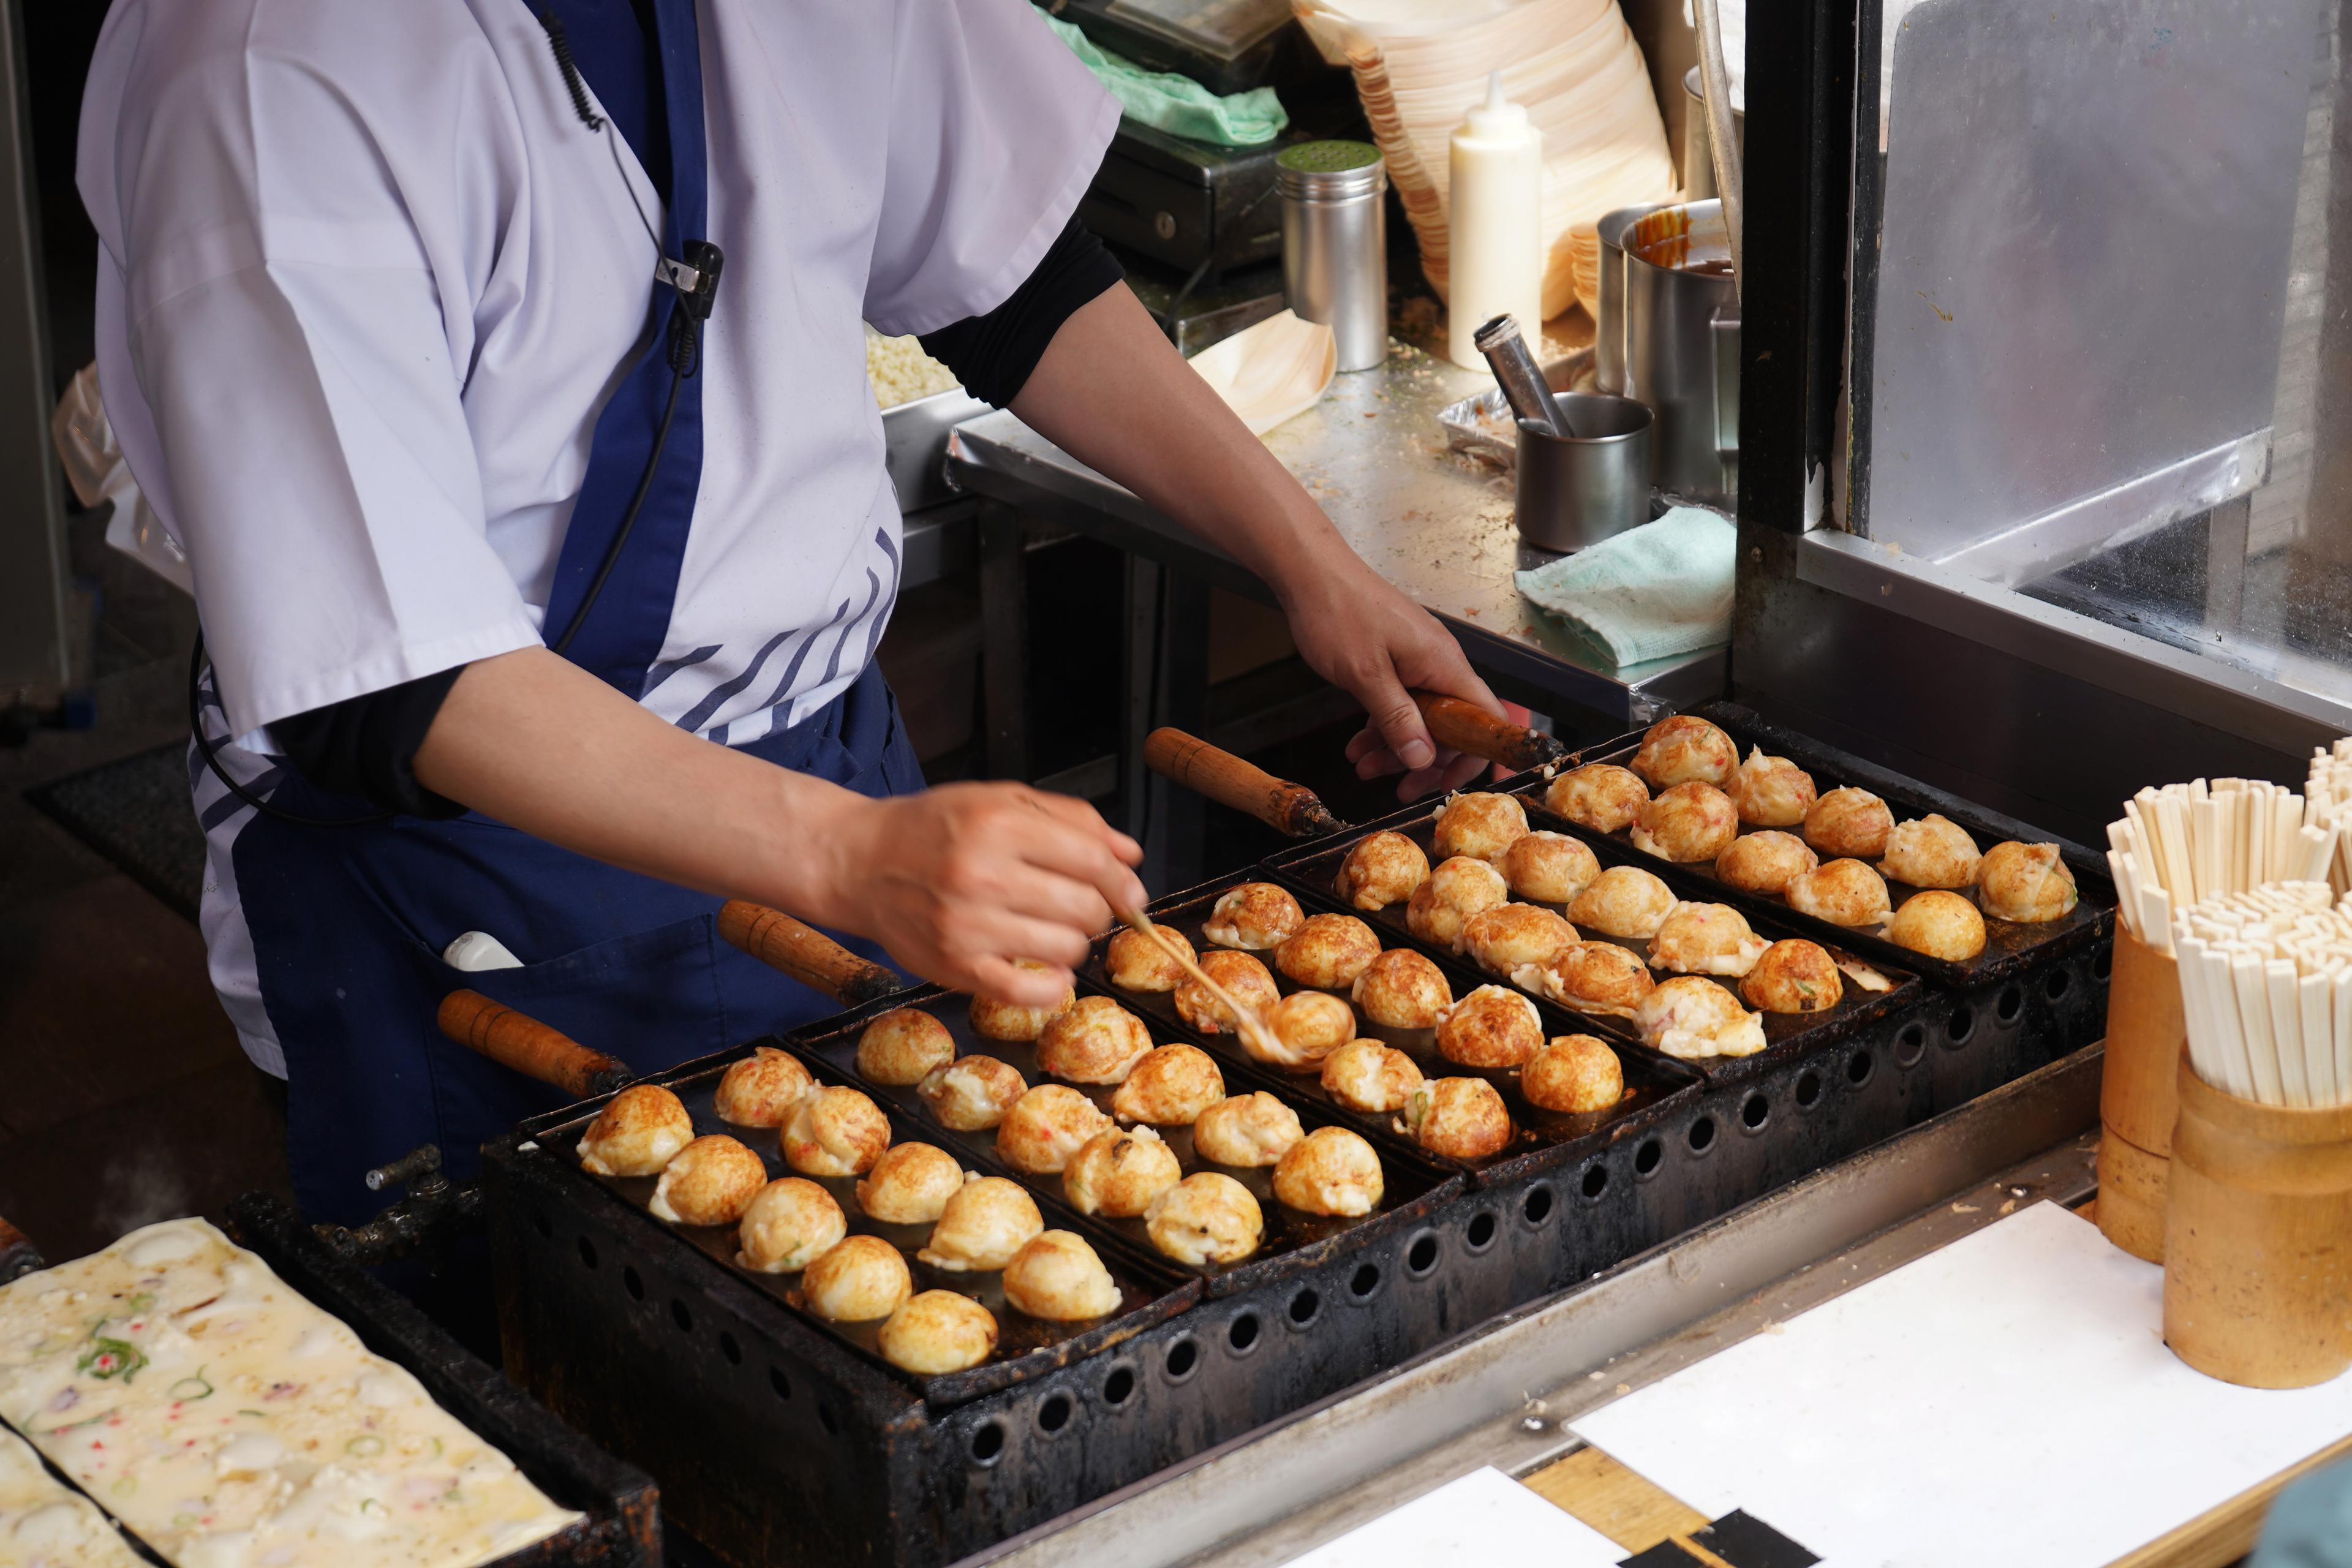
[1446,71,1545,372]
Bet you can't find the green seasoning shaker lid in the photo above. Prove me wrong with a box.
[1276,140,1387,201]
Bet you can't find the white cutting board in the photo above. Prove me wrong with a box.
[1278,1465,1625,1568]
[1572,1202,2352,1565]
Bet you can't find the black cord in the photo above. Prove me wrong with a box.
[187,633,395,828]
[550,344,687,654]
[537,7,603,130]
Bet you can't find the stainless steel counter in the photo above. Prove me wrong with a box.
[944,341,1726,726]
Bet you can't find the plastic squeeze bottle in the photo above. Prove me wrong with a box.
[1446,70,1545,372]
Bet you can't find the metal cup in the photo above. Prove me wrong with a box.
[1513,394,1654,553]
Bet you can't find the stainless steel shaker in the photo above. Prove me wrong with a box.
[1276,141,1389,373]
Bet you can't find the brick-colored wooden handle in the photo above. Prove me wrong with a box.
[1144,728,1347,838]
[1412,691,1566,771]
[436,990,635,1099]
[717,902,904,1006]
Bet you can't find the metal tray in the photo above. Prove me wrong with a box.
[1436,347,1597,470]
[790,985,1464,1300]
[511,1046,1200,1406]
[881,386,990,512]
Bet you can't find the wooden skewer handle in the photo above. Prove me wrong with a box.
[437,990,635,1099]
[718,902,905,1006]
[0,1215,44,1284]
[1143,728,1347,838]
[1411,691,1566,771]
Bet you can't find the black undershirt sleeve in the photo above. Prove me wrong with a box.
[918,217,1123,407]
[271,666,469,819]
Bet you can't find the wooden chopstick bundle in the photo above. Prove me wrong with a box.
[2169,881,2352,1107]
[2306,738,2352,895]
[2107,771,2348,956]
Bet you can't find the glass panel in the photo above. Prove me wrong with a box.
[1850,0,2352,707]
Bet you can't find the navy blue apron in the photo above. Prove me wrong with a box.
[229,0,923,1229]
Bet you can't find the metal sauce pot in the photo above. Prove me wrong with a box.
[1621,200,1740,507]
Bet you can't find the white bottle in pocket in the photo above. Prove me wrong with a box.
[443,930,525,971]
[1447,71,1545,372]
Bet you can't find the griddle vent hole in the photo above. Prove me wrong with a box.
[1740,1093,1770,1131]
[1686,1116,1716,1154]
[1227,1314,1261,1353]
[1846,1049,1874,1086]
[2044,968,2071,1002]
[1523,1185,1555,1225]
[1894,1024,1926,1068]
[1102,1366,1136,1406]
[2093,947,2113,982]
[622,1267,643,1302]
[1997,985,2024,1022]
[669,1299,693,1333]
[1634,1138,1663,1178]
[1464,1212,1498,1251]
[970,1421,1005,1464]
[1287,1287,1321,1327]
[1164,1337,1200,1381]
[1795,1071,1822,1107]
[531,1211,552,1240]
[1037,1394,1072,1434]
[818,1401,840,1436]
[1405,1232,1441,1276]
[769,1366,793,1402]
[1946,1005,1976,1045]
[1580,1164,1609,1200]
[576,1237,598,1271]
[719,1332,742,1366]
[1349,1263,1382,1298]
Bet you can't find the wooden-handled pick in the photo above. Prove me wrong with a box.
[437,990,636,1099]
[1144,728,1348,839]
[1411,690,1566,771]
[1115,909,1284,1063]
[718,902,905,1006]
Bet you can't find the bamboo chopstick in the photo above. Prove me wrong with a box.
[2106,760,2352,955]
[2168,881,2352,1107]
[1117,908,1284,1061]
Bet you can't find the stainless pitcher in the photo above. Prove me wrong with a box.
[1608,200,1740,507]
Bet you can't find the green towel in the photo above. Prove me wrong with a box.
[1513,507,1736,667]
[1043,15,1287,146]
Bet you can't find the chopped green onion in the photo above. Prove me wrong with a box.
[169,1369,213,1401]
[345,1435,385,1457]
[78,1336,147,1383]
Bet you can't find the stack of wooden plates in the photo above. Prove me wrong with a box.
[1297,0,1681,322]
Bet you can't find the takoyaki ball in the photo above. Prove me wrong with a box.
[1879,815,1982,890]
[1334,831,1430,911]
[780,1086,892,1178]
[1504,831,1600,905]
[1630,782,1740,864]
[917,1176,1043,1272]
[1318,1041,1425,1116]
[1431,791,1530,865]
[1190,1092,1305,1167]
[578,1084,693,1177]
[1063,1126,1182,1218]
[1275,913,1382,990]
[1036,996,1153,1085]
[1727,747,1817,828]
[1889,890,1989,960]
[1111,1043,1226,1126]
[1522,941,1656,1014]
[1716,831,1818,896]
[994,1085,1114,1175]
[1174,949,1281,1036]
[1804,786,1894,861]
[714,1046,814,1128]
[1631,714,1737,790]
[1202,883,1305,951]
[736,1177,846,1274]
[1785,859,1893,928]
[856,1008,956,1087]
[1405,1077,1513,1161]
[854,1142,968,1226]
[1649,902,1771,978]
[1521,1035,1624,1114]
[969,962,1075,1042]
[1106,924,1194,992]
[1349,948,1453,1030]
[916,1055,1028,1132]
[1406,855,1511,951]
[1003,1231,1123,1322]
[1740,939,1844,1014]
[1250,990,1356,1071]
[1271,1128,1385,1218]
[1977,842,2079,924]
[1461,902,1577,978]
[801,1235,912,1323]
[1434,984,1545,1069]
[1567,865,1679,939]
[1546,763,1649,833]
[649,1135,767,1227]
[1145,1173,1264,1266]
[878,1291,998,1376]
[1636,976,1767,1058]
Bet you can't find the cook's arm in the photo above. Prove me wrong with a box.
[1009,282,1502,798]
[412,646,1142,1007]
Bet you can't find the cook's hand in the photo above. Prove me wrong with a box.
[815,783,1146,1008]
[1282,563,1504,800]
